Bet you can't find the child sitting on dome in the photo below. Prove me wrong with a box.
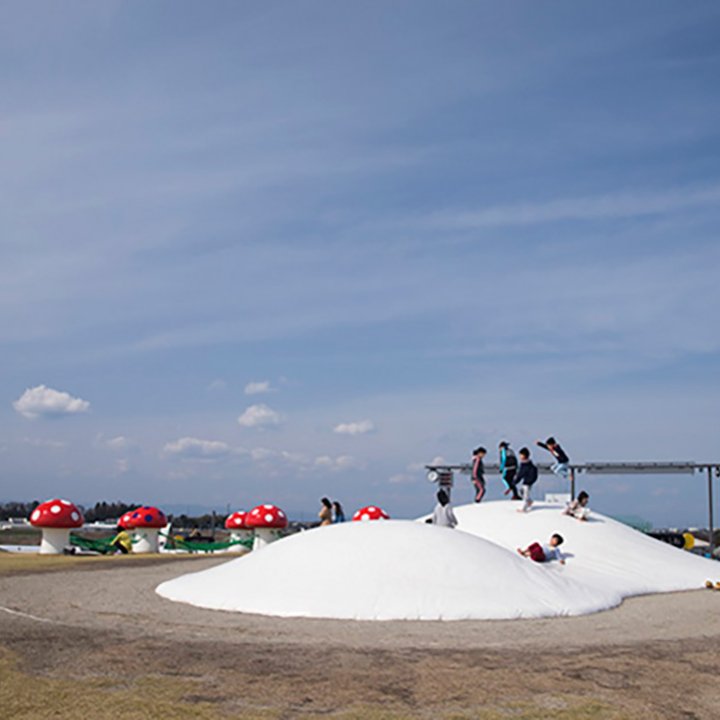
[563,491,590,521]
[517,533,565,564]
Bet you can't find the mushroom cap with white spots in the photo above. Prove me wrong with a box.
[224,510,249,530]
[245,504,288,529]
[29,498,84,528]
[352,505,390,522]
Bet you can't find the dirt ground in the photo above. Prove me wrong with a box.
[1,555,719,719]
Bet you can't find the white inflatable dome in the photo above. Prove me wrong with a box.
[156,502,717,621]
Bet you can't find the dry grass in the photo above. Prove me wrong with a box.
[0,645,627,720]
[0,647,274,720]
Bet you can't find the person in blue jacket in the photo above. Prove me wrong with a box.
[333,501,345,523]
[498,441,521,500]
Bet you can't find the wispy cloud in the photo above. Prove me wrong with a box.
[314,455,361,472]
[163,437,232,459]
[333,420,376,436]
[244,380,273,395]
[428,185,720,229]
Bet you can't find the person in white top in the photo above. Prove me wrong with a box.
[563,491,590,521]
[431,489,458,528]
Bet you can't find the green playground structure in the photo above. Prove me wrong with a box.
[69,531,254,554]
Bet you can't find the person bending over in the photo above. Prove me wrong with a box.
[517,533,565,564]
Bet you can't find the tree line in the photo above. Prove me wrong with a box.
[0,501,221,528]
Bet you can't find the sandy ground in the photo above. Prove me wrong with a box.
[1,555,720,718]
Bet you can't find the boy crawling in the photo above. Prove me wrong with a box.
[517,533,565,565]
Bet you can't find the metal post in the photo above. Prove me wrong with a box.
[570,467,576,500]
[709,467,715,558]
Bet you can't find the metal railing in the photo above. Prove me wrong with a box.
[425,461,720,557]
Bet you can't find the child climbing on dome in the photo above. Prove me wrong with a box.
[471,446,487,503]
[517,533,565,564]
[563,491,590,521]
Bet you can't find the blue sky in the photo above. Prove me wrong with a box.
[2,1,719,526]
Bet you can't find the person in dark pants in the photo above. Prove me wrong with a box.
[471,446,487,502]
[516,446,539,513]
[499,441,520,500]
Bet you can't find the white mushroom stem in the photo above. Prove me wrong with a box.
[133,528,160,553]
[253,528,281,550]
[39,528,71,555]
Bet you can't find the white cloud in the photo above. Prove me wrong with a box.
[207,378,227,391]
[333,419,376,436]
[13,385,90,419]
[163,436,231,459]
[105,435,129,450]
[237,404,282,428]
[244,380,273,395]
[314,454,361,471]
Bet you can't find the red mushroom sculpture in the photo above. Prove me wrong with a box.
[121,506,167,553]
[246,504,288,550]
[224,510,252,547]
[29,499,84,554]
[352,505,390,522]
